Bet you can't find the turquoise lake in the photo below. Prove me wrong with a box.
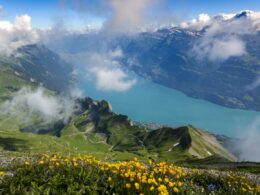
[80,78,260,138]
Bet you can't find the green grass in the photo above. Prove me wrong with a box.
[0,65,33,102]
[0,117,149,161]
[1,154,259,194]
[188,127,236,161]
[0,113,238,163]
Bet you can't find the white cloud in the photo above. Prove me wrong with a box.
[185,10,260,61]
[246,77,260,90]
[0,87,75,124]
[15,15,32,31]
[69,87,84,98]
[181,13,211,30]
[102,0,158,34]
[182,10,260,31]
[0,14,39,56]
[85,49,137,92]
[0,20,13,31]
[236,117,260,162]
[108,47,123,58]
[60,0,173,35]
[192,35,246,61]
[60,47,137,92]
[90,67,137,92]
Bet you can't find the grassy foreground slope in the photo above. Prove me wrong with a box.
[0,154,259,194]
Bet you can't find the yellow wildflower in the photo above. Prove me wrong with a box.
[173,187,179,193]
[0,171,5,177]
[135,182,140,190]
[178,181,182,187]
[164,177,169,183]
[169,182,175,187]
[38,160,44,165]
[125,183,131,189]
[158,184,168,193]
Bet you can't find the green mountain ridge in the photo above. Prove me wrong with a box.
[59,97,237,162]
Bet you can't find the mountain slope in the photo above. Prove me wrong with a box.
[0,64,35,102]
[59,98,237,162]
[117,28,260,111]
[144,126,236,161]
[0,44,72,95]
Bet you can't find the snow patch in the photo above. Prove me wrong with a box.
[167,142,180,152]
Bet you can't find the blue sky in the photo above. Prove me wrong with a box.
[1,0,260,29]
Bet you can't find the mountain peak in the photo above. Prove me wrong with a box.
[234,10,254,19]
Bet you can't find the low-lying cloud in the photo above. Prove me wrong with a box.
[246,77,260,90]
[192,35,247,61]
[235,117,260,162]
[60,46,137,92]
[60,0,160,34]
[181,13,211,31]
[84,48,137,92]
[184,11,260,61]
[103,0,155,34]
[90,66,137,92]
[0,87,76,124]
[0,14,39,56]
